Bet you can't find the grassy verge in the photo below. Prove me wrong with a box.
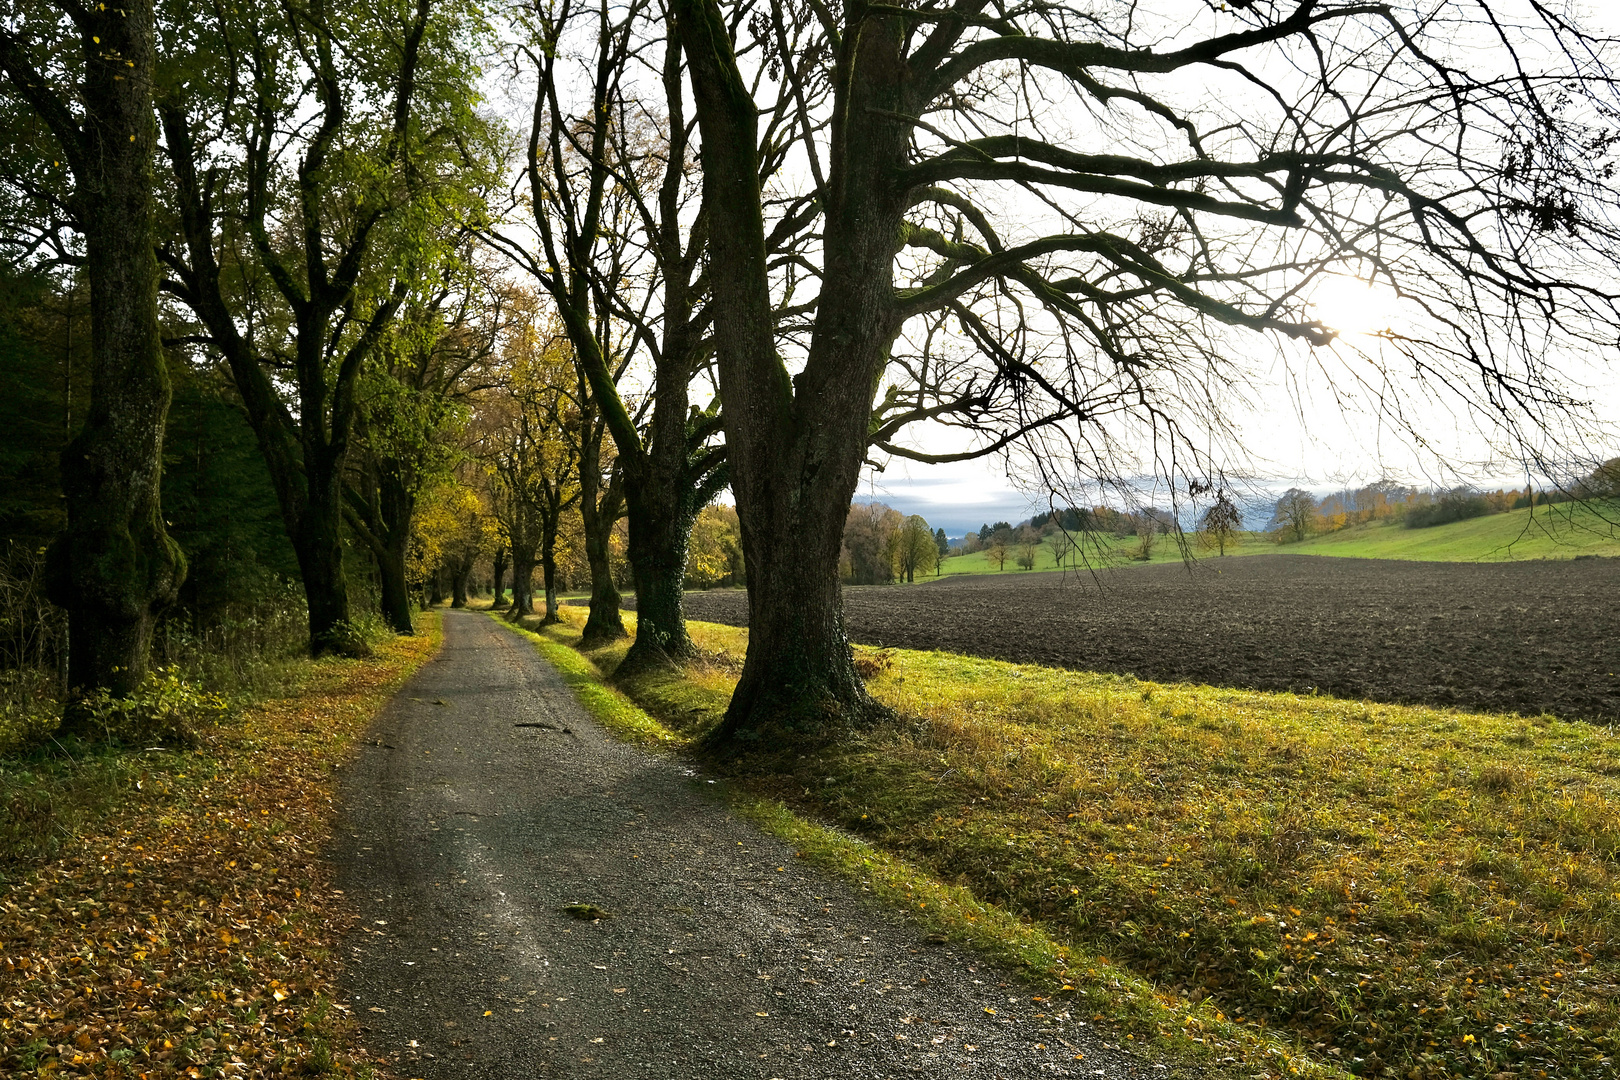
[497,610,1340,1078]
[0,615,442,1078]
[503,607,1619,1080]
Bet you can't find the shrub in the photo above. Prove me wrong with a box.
[1405,488,1490,528]
[72,670,229,748]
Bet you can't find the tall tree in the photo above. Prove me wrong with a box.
[157,0,494,654]
[345,253,506,634]
[492,0,831,668]
[674,0,1620,740]
[482,315,580,621]
[894,514,938,583]
[1,0,186,703]
[1269,488,1318,543]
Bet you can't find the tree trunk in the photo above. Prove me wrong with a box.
[491,545,508,608]
[619,469,698,671]
[291,461,366,655]
[30,0,186,712]
[373,465,416,634]
[539,541,560,624]
[715,511,873,742]
[579,466,625,646]
[450,554,472,608]
[377,535,413,634]
[580,520,621,642]
[509,549,536,617]
[677,0,909,740]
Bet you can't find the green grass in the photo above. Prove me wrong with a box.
[933,501,1620,579]
[506,607,1620,1080]
[1279,502,1620,562]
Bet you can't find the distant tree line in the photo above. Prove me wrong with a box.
[1267,466,1620,543]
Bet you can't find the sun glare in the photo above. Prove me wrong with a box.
[1310,275,1401,337]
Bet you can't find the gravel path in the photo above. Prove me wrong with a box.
[333,610,1184,1079]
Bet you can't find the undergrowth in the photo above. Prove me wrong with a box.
[513,607,1619,1080]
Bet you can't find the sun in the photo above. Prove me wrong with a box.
[1310,274,1401,337]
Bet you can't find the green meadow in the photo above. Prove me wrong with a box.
[935,501,1620,579]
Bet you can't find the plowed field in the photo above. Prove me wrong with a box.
[681,554,1620,722]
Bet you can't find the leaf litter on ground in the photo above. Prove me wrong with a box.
[1,617,440,1078]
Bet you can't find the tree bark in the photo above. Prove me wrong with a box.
[298,446,367,655]
[374,467,416,633]
[538,540,560,624]
[578,452,625,646]
[508,547,537,617]
[491,545,508,608]
[618,453,709,671]
[345,454,416,635]
[450,553,472,608]
[676,0,902,738]
[1,0,188,708]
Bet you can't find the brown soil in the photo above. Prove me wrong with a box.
[682,554,1620,723]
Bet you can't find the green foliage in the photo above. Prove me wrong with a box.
[686,504,745,589]
[72,670,229,747]
[0,268,86,549]
[1404,488,1492,529]
[162,365,301,615]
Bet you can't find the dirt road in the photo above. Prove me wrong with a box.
[333,611,1175,1079]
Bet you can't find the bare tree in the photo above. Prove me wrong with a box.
[489,0,758,663]
[674,0,1620,739]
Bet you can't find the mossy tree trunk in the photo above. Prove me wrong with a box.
[2,0,186,707]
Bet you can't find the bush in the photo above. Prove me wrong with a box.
[1405,489,1490,528]
[72,670,229,748]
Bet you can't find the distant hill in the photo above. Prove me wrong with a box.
[1275,500,1620,561]
[934,500,1620,578]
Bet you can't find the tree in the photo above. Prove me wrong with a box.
[685,504,745,588]
[157,0,495,654]
[1577,458,1620,500]
[489,0,736,667]
[1269,488,1318,543]
[483,321,579,621]
[894,514,938,583]
[673,0,1620,740]
[933,527,949,567]
[1,0,187,704]
[1198,490,1243,557]
[840,502,902,585]
[985,537,1008,572]
[1014,525,1040,571]
[344,254,505,634]
[1046,526,1075,569]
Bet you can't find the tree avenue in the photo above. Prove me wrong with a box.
[673,0,1620,741]
[1,0,186,707]
[157,0,496,655]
